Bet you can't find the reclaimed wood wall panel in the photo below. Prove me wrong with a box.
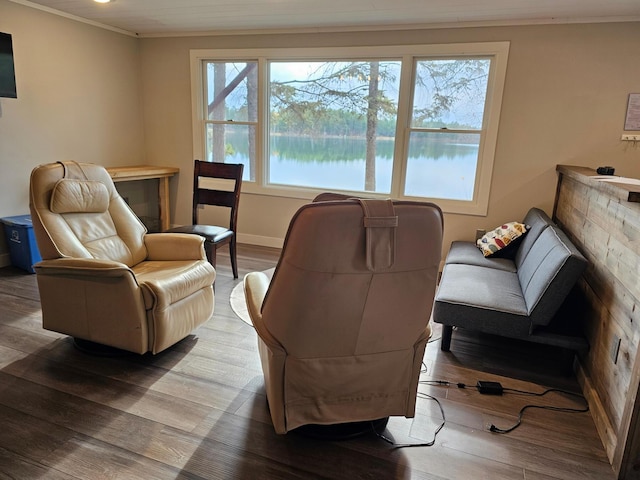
[554,165,640,479]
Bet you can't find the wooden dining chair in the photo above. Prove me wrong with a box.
[169,160,244,278]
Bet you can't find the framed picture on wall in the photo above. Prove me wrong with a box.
[624,93,640,131]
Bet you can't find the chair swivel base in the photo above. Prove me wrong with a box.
[292,417,389,441]
[73,338,133,357]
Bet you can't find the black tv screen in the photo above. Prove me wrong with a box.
[0,32,17,98]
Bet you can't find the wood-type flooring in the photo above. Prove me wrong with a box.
[0,244,614,479]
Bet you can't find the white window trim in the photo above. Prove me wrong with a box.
[190,42,509,216]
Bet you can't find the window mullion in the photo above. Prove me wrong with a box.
[391,54,415,199]
[190,57,207,162]
[256,57,268,187]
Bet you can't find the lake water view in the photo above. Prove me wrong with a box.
[225,134,479,200]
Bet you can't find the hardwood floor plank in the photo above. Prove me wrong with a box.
[45,435,199,480]
[192,406,431,480]
[0,446,77,479]
[0,404,78,471]
[0,323,64,354]
[1,352,213,432]
[0,266,40,301]
[0,373,315,479]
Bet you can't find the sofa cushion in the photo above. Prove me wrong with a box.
[517,226,587,325]
[434,263,531,337]
[514,208,555,268]
[436,263,528,316]
[477,221,529,257]
[445,241,517,272]
[444,208,555,272]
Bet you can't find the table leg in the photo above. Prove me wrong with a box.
[158,177,171,231]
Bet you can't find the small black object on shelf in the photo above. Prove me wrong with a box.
[596,166,615,175]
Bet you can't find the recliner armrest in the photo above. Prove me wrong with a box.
[244,271,285,353]
[144,233,207,261]
[34,258,135,278]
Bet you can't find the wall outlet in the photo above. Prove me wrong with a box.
[621,134,640,141]
[611,336,621,364]
[475,229,486,241]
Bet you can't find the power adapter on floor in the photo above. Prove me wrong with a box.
[476,381,504,395]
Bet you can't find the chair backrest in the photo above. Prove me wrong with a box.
[192,160,243,231]
[260,199,444,358]
[29,161,147,266]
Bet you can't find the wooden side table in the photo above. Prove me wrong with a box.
[106,165,179,231]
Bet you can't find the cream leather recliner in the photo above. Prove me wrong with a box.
[244,197,443,434]
[29,161,215,354]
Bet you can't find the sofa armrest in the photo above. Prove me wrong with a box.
[144,233,206,261]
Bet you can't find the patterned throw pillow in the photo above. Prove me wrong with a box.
[476,222,529,257]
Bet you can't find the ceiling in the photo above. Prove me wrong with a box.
[16,0,640,36]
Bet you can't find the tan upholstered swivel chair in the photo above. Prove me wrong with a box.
[244,197,443,434]
[29,161,215,354]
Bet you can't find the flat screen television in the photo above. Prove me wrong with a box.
[0,32,17,98]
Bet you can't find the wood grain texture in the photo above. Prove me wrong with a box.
[0,243,613,479]
[555,165,640,479]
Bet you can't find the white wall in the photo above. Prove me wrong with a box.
[139,22,640,252]
[0,0,144,265]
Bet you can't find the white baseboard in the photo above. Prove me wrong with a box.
[237,233,284,249]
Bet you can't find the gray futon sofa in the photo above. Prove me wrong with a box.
[433,208,588,353]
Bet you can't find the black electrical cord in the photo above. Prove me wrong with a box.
[488,388,589,434]
[502,386,580,396]
[380,366,590,446]
[419,380,468,389]
[489,403,589,433]
[418,378,589,434]
[373,392,446,449]
[372,362,446,448]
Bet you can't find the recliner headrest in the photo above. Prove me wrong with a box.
[50,178,110,214]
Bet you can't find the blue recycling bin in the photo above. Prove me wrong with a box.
[1,215,42,273]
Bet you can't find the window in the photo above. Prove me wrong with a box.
[269,60,401,194]
[191,43,509,215]
[202,61,258,169]
[405,58,490,201]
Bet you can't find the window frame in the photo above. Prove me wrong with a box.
[190,42,509,215]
